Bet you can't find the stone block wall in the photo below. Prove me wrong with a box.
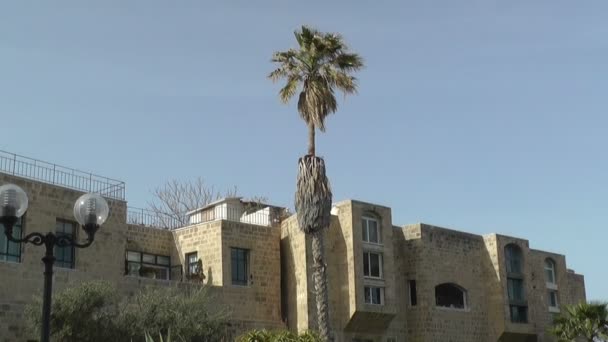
[0,174,129,341]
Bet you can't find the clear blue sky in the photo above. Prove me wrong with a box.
[1,1,606,301]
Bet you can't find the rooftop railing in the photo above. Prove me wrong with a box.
[127,207,184,230]
[127,206,284,230]
[0,150,126,201]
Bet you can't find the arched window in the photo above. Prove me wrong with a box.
[544,258,556,284]
[435,283,467,309]
[505,244,523,274]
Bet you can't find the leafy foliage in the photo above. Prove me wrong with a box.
[25,281,228,342]
[25,281,120,342]
[237,329,322,342]
[550,302,608,342]
[269,25,364,156]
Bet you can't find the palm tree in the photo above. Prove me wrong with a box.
[269,26,363,341]
[550,302,608,342]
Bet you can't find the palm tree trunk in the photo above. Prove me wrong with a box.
[308,123,315,156]
[311,230,330,341]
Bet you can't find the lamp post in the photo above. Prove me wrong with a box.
[0,183,109,342]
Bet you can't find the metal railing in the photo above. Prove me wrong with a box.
[0,150,125,200]
[127,207,184,230]
[127,205,284,230]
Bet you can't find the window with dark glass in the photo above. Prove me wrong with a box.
[361,216,380,244]
[55,220,76,268]
[363,252,382,278]
[126,251,170,280]
[231,247,249,286]
[505,244,527,323]
[548,290,559,308]
[409,280,417,306]
[435,283,467,309]
[505,244,523,274]
[0,216,23,262]
[507,278,526,302]
[364,286,383,305]
[510,305,528,323]
[186,252,199,276]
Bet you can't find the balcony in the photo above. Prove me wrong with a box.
[0,150,125,201]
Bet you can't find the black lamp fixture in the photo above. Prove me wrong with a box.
[0,183,109,342]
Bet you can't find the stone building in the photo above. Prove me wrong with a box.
[0,151,585,342]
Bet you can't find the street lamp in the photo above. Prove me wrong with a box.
[0,183,109,342]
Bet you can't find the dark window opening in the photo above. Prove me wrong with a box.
[1,216,23,262]
[364,286,383,305]
[507,278,526,302]
[435,283,466,309]
[186,252,199,277]
[510,305,528,323]
[231,247,249,286]
[409,280,417,306]
[126,251,170,280]
[55,219,76,269]
[505,244,523,274]
[363,252,382,278]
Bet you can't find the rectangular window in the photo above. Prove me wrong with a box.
[409,280,417,306]
[545,268,555,284]
[548,290,558,308]
[125,251,170,280]
[0,216,23,262]
[364,286,384,305]
[186,252,199,276]
[507,278,525,302]
[363,252,383,278]
[362,217,381,244]
[509,305,528,323]
[55,220,75,269]
[231,247,249,286]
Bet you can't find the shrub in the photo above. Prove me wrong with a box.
[237,329,322,342]
[25,281,228,342]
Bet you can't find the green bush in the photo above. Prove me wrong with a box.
[237,329,322,342]
[25,281,121,342]
[25,281,228,342]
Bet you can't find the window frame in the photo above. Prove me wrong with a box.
[0,216,23,262]
[509,305,528,324]
[185,252,199,277]
[231,247,250,286]
[55,219,76,269]
[548,290,559,310]
[544,258,556,285]
[363,286,384,305]
[125,250,171,280]
[361,216,381,245]
[363,251,383,279]
[505,244,523,275]
[434,283,468,310]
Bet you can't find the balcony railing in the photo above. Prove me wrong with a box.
[127,206,283,230]
[127,207,184,230]
[0,150,125,201]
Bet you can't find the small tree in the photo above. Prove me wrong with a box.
[550,302,608,342]
[25,282,122,342]
[147,177,238,228]
[146,178,269,229]
[25,281,229,342]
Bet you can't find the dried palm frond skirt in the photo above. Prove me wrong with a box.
[295,155,332,234]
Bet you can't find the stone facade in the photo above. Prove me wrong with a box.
[0,169,586,342]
